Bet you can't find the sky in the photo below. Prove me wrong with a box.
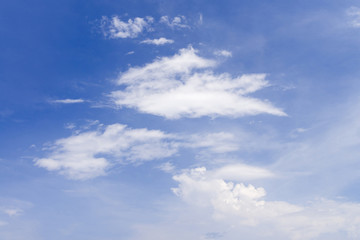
[1,0,360,239]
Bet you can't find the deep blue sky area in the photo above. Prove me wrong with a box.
[1,0,360,239]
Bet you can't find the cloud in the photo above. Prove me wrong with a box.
[2,209,22,217]
[64,123,76,129]
[0,109,13,118]
[51,99,85,104]
[101,16,154,39]
[160,15,189,28]
[156,162,175,173]
[111,47,286,119]
[172,166,298,225]
[210,164,275,181]
[347,7,360,28]
[199,13,203,25]
[0,198,32,219]
[140,37,174,45]
[172,166,360,239]
[214,50,232,57]
[185,132,240,153]
[34,124,178,180]
[34,120,279,180]
[268,98,360,203]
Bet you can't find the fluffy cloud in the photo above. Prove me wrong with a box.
[111,47,286,119]
[101,16,153,39]
[35,124,178,180]
[172,166,287,222]
[160,16,189,28]
[172,166,360,239]
[140,37,174,45]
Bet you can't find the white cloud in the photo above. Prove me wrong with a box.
[140,37,174,45]
[35,120,280,180]
[34,124,178,180]
[160,15,189,28]
[172,166,298,226]
[51,99,85,104]
[101,16,154,39]
[214,50,232,57]
[172,166,360,239]
[111,47,286,119]
[347,7,360,28]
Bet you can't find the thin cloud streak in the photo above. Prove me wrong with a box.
[140,37,174,45]
[51,99,85,104]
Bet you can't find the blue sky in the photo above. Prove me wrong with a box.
[2,0,360,239]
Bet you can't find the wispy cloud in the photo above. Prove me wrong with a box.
[101,16,154,39]
[214,50,232,57]
[34,120,279,180]
[2,208,22,217]
[0,198,32,219]
[160,16,189,29]
[347,7,360,28]
[34,124,178,180]
[111,47,286,119]
[140,37,174,45]
[156,162,175,173]
[51,99,85,104]
[185,132,240,153]
[198,13,203,25]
